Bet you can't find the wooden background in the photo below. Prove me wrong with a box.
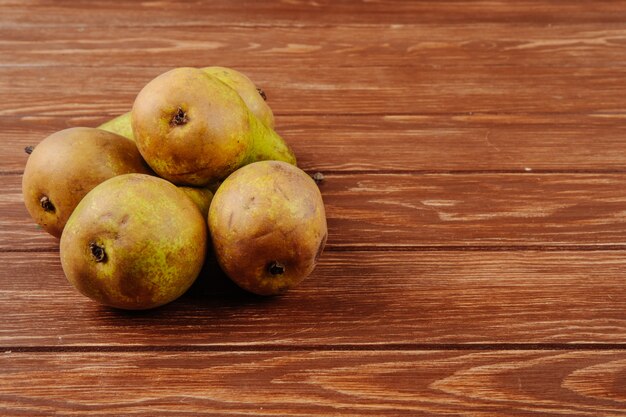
[2,1,626,415]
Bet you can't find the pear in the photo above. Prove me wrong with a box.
[209,161,327,295]
[22,127,152,238]
[178,186,213,219]
[98,66,274,139]
[60,173,207,310]
[131,67,295,186]
[204,66,275,128]
[98,112,134,140]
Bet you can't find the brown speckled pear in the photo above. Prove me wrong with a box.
[209,161,327,295]
[60,174,207,310]
[99,66,274,140]
[131,67,295,187]
[22,127,152,238]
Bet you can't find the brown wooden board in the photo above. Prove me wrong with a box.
[4,114,626,174]
[3,0,626,413]
[8,173,626,251]
[3,24,626,68]
[3,0,626,26]
[0,66,625,118]
[2,250,626,347]
[2,350,626,416]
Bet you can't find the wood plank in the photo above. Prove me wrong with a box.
[8,172,626,251]
[322,173,626,248]
[3,0,626,26]
[3,24,626,68]
[2,350,626,416]
[5,114,626,174]
[2,250,626,346]
[0,65,625,118]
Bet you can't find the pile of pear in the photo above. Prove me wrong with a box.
[22,67,327,310]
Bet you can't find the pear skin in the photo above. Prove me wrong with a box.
[97,112,134,140]
[178,186,213,219]
[98,66,274,139]
[242,113,295,167]
[22,127,152,238]
[204,66,275,128]
[132,67,295,186]
[209,161,327,295]
[60,174,207,310]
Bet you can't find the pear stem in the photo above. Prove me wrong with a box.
[256,87,267,101]
[24,146,34,154]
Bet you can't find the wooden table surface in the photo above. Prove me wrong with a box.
[3,1,626,415]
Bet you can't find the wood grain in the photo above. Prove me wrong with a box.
[2,350,626,416]
[1,65,625,118]
[5,114,626,174]
[3,0,626,26]
[2,250,626,346]
[3,24,626,68]
[3,0,626,412]
[8,172,626,251]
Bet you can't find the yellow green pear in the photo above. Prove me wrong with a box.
[60,174,207,310]
[178,186,213,218]
[209,161,327,295]
[204,66,275,128]
[98,112,134,140]
[131,67,295,186]
[99,66,274,139]
[22,127,152,238]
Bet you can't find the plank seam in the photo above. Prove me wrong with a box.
[328,245,626,252]
[4,344,626,353]
[5,63,626,70]
[3,21,626,29]
[2,112,626,119]
[7,245,626,254]
[318,170,626,175]
[8,170,626,176]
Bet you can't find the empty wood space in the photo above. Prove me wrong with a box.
[2,1,626,415]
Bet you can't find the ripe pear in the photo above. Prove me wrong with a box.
[209,161,327,295]
[98,66,274,139]
[98,112,134,140]
[131,67,295,186]
[203,66,274,128]
[178,186,213,219]
[60,174,207,310]
[22,127,152,238]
